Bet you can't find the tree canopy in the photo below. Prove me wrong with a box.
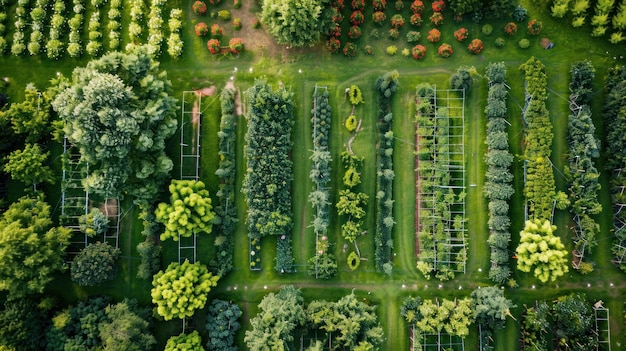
[0,196,71,300]
[155,180,215,241]
[70,242,121,286]
[260,0,333,47]
[516,219,569,282]
[151,260,219,321]
[165,331,205,351]
[205,299,242,351]
[51,47,178,205]
[99,300,156,351]
[0,84,53,143]
[3,143,55,187]
[244,285,305,351]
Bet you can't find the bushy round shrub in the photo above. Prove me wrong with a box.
[348,25,362,39]
[347,251,360,270]
[504,22,517,35]
[454,27,468,41]
[229,38,243,54]
[518,38,530,48]
[192,1,207,14]
[467,38,483,54]
[388,28,399,39]
[482,24,493,35]
[427,28,441,43]
[430,12,444,26]
[527,19,542,35]
[406,31,421,43]
[410,13,422,26]
[437,43,453,57]
[207,38,221,54]
[195,22,209,36]
[411,44,426,59]
[372,11,386,25]
[495,37,505,48]
[326,37,340,53]
[343,42,357,57]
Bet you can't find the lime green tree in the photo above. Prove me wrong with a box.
[165,331,205,351]
[516,219,569,282]
[3,143,55,187]
[151,260,219,321]
[260,0,333,47]
[0,84,53,143]
[155,180,215,241]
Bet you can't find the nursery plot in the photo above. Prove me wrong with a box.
[611,173,626,267]
[60,137,89,259]
[415,87,467,279]
[422,332,465,351]
[180,91,203,181]
[177,91,205,263]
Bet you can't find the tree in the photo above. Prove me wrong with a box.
[205,299,242,351]
[450,67,474,91]
[245,285,305,351]
[3,143,55,187]
[0,196,71,300]
[45,297,112,350]
[71,242,121,286]
[78,208,110,237]
[516,219,569,282]
[99,299,156,351]
[0,299,45,350]
[155,180,215,241]
[51,46,178,205]
[307,293,384,350]
[260,0,333,47]
[471,286,515,327]
[151,260,219,321]
[0,84,52,143]
[307,253,338,279]
[165,331,205,351]
[553,294,598,350]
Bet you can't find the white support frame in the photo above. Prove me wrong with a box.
[594,303,611,351]
[415,86,467,274]
[61,136,90,260]
[312,84,329,278]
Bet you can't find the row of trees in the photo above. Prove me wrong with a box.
[484,62,514,285]
[519,57,562,222]
[242,80,294,272]
[307,87,337,279]
[551,0,626,43]
[520,293,600,350]
[566,61,602,273]
[245,286,383,351]
[401,286,515,350]
[603,65,626,272]
[374,70,399,274]
[211,86,238,277]
[415,83,466,281]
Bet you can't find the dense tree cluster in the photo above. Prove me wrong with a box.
[0,298,46,350]
[415,83,467,281]
[602,65,626,272]
[51,47,178,205]
[0,196,71,300]
[484,62,514,284]
[3,143,55,188]
[211,87,239,277]
[521,293,599,350]
[242,80,294,272]
[155,180,215,241]
[260,0,333,47]
[566,61,602,272]
[516,219,569,282]
[205,299,242,351]
[71,242,121,286]
[401,295,474,350]
[246,286,383,351]
[307,293,384,350]
[151,260,219,320]
[374,70,399,274]
[519,56,558,222]
[449,0,520,21]
[0,84,53,144]
[45,297,155,351]
[244,285,305,350]
[307,87,336,279]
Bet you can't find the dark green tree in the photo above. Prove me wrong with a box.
[0,299,45,350]
[71,242,121,286]
[206,299,242,351]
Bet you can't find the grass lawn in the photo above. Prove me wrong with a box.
[1,0,626,349]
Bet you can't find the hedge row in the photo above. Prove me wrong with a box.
[374,70,399,275]
[484,62,514,285]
